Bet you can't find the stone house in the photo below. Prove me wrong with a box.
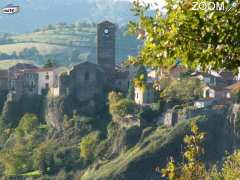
[118,115,141,128]
[8,63,38,73]
[203,85,230,99]
[61,61,104,102]
[168,65,187,79]
[134,80,155,105]
[192,71,235,87]
[194,98,215,108]
[34,66,68,96]
[5,63,39,99]
[226,82,240,96]
[235,67,240,81]
[164,110,178,127]
[113,67,129,94]
[219,71,235,85]
[147,65,186,81]
[9,70,38,100]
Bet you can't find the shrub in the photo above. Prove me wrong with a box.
[79,131,101,162]
[108,92,136,122]
[161,78,203,102]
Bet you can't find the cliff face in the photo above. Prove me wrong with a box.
[45,94,107,129]
[82,105,235,180]
[163,105,228,127]
[228,104,240,147]
[1,93,44,128]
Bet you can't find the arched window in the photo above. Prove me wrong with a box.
[84,72,89,81]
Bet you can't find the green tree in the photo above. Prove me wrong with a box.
[79,131,101,162]
[128,0,240,72]
[0,114,44,176]
[16,113,39,134]
[108,92,136,122]
[33,140,56,175]
[161,78,203,102]
[221,150,240,179]
[161,122,208,179]
[44,59,55,68]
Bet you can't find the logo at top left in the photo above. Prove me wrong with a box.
[1,4,20,15]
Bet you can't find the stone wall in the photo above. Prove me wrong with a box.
[164,105,227,127]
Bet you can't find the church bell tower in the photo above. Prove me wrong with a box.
[97,21,116,71]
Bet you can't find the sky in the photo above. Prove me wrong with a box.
[0,0,165,33]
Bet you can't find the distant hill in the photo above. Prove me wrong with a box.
[0,0,135,34]
[0,23,141,65]
[0,43,71,56]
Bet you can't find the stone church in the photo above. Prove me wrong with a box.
[59,21,129,102]
[0,21,129,104]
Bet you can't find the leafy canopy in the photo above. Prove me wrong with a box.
[128,0,240,72]
[161,78,203,101]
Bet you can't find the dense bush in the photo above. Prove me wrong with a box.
[161,78,203,102]
[0,114,46,176]
[108,92,136,122]
[79,131,101,162]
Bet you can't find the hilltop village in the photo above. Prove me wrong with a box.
[0,21,129,101]
[0,21,239,129]
[0,21,240,180]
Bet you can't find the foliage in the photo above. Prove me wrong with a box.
[108,92,136,122]
[127,80,135,99]
[0,114,44,176]
[43,59,55,68]
[16,114,39,134]
[161,78,203,102]
[138,106,159,122]
[128,0,240,72]
[232,91,240,103]
[1,95,44,128]
[33,140,56,175]
[161,122,208,180]
[221,150,240,179]
[79,131,101,162]
[54,146,81,171]
[133,65,148,91]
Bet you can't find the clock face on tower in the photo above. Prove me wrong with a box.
[97,21,116,70]
[104,28,109,34]
[103,28,110,38]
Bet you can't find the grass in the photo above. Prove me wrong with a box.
[21,170,41,177]
[0,42,72,55]
[0,26,140,64]
[81,126,172,180]
[7,27,140,51]
[9,29,96,48]
[81,116,207,180]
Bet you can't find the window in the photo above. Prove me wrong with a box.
[45,72,49,80]
[45,83,49,89]
[29,81,35,91]
[84,72,89,81]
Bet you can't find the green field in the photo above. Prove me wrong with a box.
[0,24,140,65]
[10,28,96,47]
[0,43,72,56]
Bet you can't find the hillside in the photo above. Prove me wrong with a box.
[81,113,232,180]
[0,23,140,65]
[0,43,71,56]
[0,0,135,33]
